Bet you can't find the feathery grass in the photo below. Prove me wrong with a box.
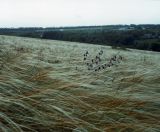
[0,35,160,132]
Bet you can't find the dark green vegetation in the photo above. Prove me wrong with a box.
[0,24,160,51]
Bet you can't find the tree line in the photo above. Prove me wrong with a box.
[42,28,160,52]
[0,25,160,52]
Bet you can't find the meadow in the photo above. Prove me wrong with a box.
[0,35,160,132]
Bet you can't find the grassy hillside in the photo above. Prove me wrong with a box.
[0,35,160,132]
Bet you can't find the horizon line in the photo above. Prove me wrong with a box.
[0,24,160,29]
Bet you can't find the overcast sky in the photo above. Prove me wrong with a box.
[0,0,160,27]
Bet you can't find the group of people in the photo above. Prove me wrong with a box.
[95,54,123,71]
[83,50,124,71]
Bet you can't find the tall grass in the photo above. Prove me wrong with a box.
[0,35,160,132]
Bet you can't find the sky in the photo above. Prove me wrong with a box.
[0,0,160,27]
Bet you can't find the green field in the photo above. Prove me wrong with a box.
[0,35,160,132]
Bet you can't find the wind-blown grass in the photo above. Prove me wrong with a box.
[0,35,160,132]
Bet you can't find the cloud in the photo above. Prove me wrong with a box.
[0,0,159,27]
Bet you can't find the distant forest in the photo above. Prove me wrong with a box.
[0,24,160,51]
